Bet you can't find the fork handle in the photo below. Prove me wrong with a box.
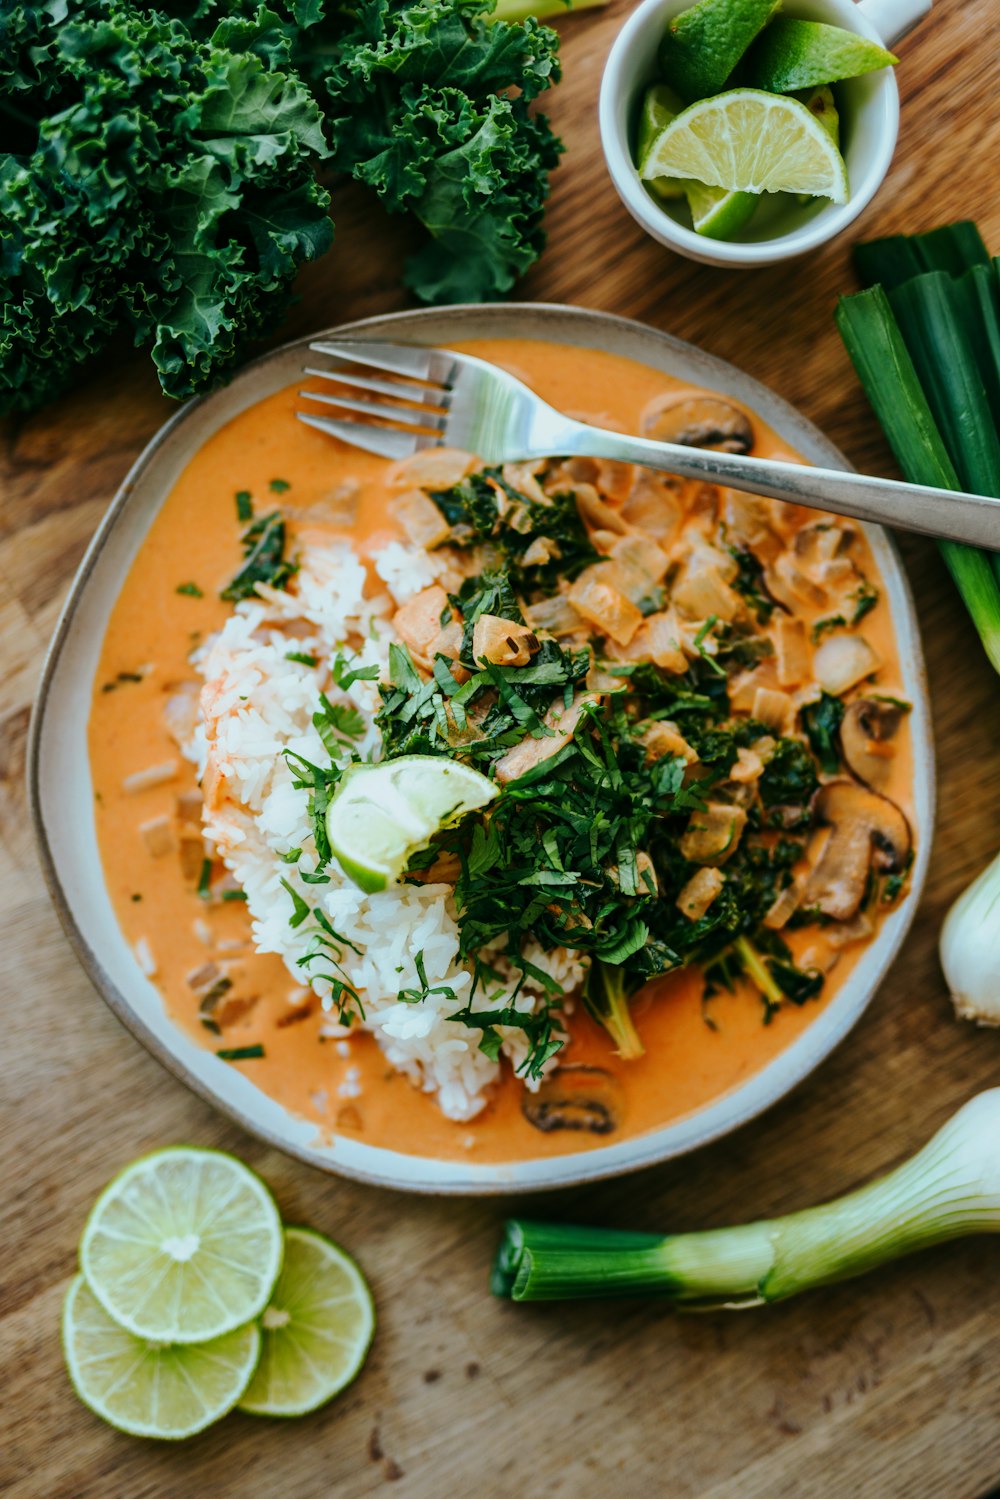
[562,424,1000,551]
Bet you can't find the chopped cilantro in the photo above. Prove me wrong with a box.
[269,477,291,493]
[176,582,203,598]
[216,1045,265,1061]
[221,512,297,602]
[235,490,253,522]
[285,651,318,667]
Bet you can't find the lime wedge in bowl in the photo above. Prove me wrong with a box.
[63,1276,261,1439]
[79,1146,283,1344]
[745,17,897,93]
[686,181,758,239]
[637,83,687,200]
[239,1227,376,1417]
[657,0,780,102]
[326,754,497,894]
[640,88,850,203]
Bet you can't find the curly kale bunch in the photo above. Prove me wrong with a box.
[0,0,564,413]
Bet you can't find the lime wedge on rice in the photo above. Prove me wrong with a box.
[326,754,497,893]
[79,1147,283,1344]
[745,17,897,93]
[640,88,850,203]
[637,83,687,200]
[63,1276,261,1439]
[238,1227,375,1417]
[658,0,780,102]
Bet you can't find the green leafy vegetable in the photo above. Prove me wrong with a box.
[1,0,574,411]
[221,511,297,601]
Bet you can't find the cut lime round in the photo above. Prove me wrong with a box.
[686,181,758,239]
[637,83,686,200]
[63,1276,261,1439]
[326,754,497,893]
[239,1227,375,1417]
[640,88,850,203]
[657,0,780,101]
[80,1147,283,1344]
[745,17,897,94]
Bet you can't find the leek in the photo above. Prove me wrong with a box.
[492,1092,1000,1304]
[835,286,1000,674]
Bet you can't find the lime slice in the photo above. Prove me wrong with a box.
[640,88,850,203]
[637,83,686,200]
[686,181,758,238]
[80,1147,283,1344]
[63,1276,260,1439]
[326,753,497,893]
[239,1227,375,1417]
[658,0,780,102]
[745,17,897,93]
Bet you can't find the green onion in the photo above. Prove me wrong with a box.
[954,263,1000,433]
[492,1092,1000,1304]
[854,220,989,288]
[835,281,1000,675]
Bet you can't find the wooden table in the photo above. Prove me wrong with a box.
[4,1,1000,1493]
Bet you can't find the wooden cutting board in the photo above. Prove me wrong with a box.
[4,0,1000,1493]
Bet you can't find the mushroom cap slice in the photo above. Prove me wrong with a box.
[839,698,904,790]
[641,393,754,454]
[802,780,911,921]
[521,1066,623,1134]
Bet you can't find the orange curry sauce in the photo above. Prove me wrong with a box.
[89,339,913,1162]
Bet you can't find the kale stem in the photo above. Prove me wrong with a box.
[734,934,783,1010]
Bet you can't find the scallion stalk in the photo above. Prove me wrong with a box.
[835,286,1000,674]
[492,1092,1000,1304]
[954,263,1000,434]
[854,221,989,289]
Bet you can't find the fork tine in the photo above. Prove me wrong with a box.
[303,365,449,409]
[296,412,424,460]
[298,388,447,431]
[309,339,454,384]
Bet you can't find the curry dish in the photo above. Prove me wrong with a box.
[89,339,915,1162]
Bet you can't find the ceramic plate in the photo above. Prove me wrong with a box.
[29,304,935,1193]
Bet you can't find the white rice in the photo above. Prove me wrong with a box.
[185,540,583,1121]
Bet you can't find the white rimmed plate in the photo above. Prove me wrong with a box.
[29,304,934,1194]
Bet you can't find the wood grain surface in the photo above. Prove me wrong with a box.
[4,1,1000,1494]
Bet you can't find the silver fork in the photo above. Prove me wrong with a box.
[298,339,1000,549]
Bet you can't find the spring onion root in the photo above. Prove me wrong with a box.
[492,1092,1000,1304]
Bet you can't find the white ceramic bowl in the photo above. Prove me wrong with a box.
[599,0,930,268]
[29,304,934,1193]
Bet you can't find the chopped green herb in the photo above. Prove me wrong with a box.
[197,859,213,901]
[131,893,143,903]
[332,652,380,691]
[216,1045,265,1061]
[175,582,203,598]
[269,478,291,493]
[235,490,253,522]
[221,513,298,602]
[221,890,248,903]
[279,877,310,929]
[285,651,319,667]
[801,693,845,777]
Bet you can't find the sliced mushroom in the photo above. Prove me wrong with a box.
[840,698,904,789]
[813,633,881,695]
[641,393,754,453]
[522,1065,623,1134]
[801,780,911,921]
[471,614,539,667]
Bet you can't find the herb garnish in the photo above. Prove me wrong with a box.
[221,513,298,602]
[176,582,203,598]
[269,478,291,493]
[216,1045,265,1062]
[235,491,253,523]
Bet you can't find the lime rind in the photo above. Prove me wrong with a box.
[744,16,897,93]
[640,88,850,204]
[658,0,781,102]
[238,1227,376,1418]
[79,1146,284,1345]
[686,182,758,239]
[63,1276,261,1440]
[326,754,497,894]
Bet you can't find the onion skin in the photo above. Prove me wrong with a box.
[940,850,1000,1026]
